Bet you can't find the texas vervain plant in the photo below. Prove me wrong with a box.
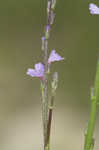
[26,0,64,150]
[26,0,99,150]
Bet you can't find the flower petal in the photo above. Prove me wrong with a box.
[27,63,44,78]
[35,63,45,76]
[89,3,99,14]
[48,50,64,64]
[26,68,37,77]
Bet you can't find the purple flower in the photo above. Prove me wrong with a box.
[89,3,99,14]
[41,36,46,41]
[48,50,64,64]
[46,25,50,32]
[27,63,44,78]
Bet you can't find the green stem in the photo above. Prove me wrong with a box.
[84,60,99,150]
[84,96,96,150]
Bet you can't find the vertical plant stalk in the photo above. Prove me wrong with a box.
[26,1,63,150]
[84,94,96,150]
[84,61,99,150]
[41,81,48,150]
[46,96,54,149]
[41,0,56,150]
[46,72,58,150]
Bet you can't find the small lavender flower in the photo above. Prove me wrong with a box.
[45,25,51,39]
[50,11,55,25]
[46,25,50,32]
[41,36,46,51]
[89,3,99,14]
[41,36,46,41]
[48,50,64,64]
[27,62,44,78]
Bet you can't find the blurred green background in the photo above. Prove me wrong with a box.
[0,0,99,149]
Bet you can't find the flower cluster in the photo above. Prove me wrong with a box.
[89,3,99,14]
[26,50,64,79]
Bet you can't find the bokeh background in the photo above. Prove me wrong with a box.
[0,0,99,149]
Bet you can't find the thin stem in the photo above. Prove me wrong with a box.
[46,72,58,150]
[47,0,52,26]
[84,97,96,150]
[46,95,54,150]
[84,61,99,150]
[41,0,56,150]
[42,0,52,148]
[41,81,48,150]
